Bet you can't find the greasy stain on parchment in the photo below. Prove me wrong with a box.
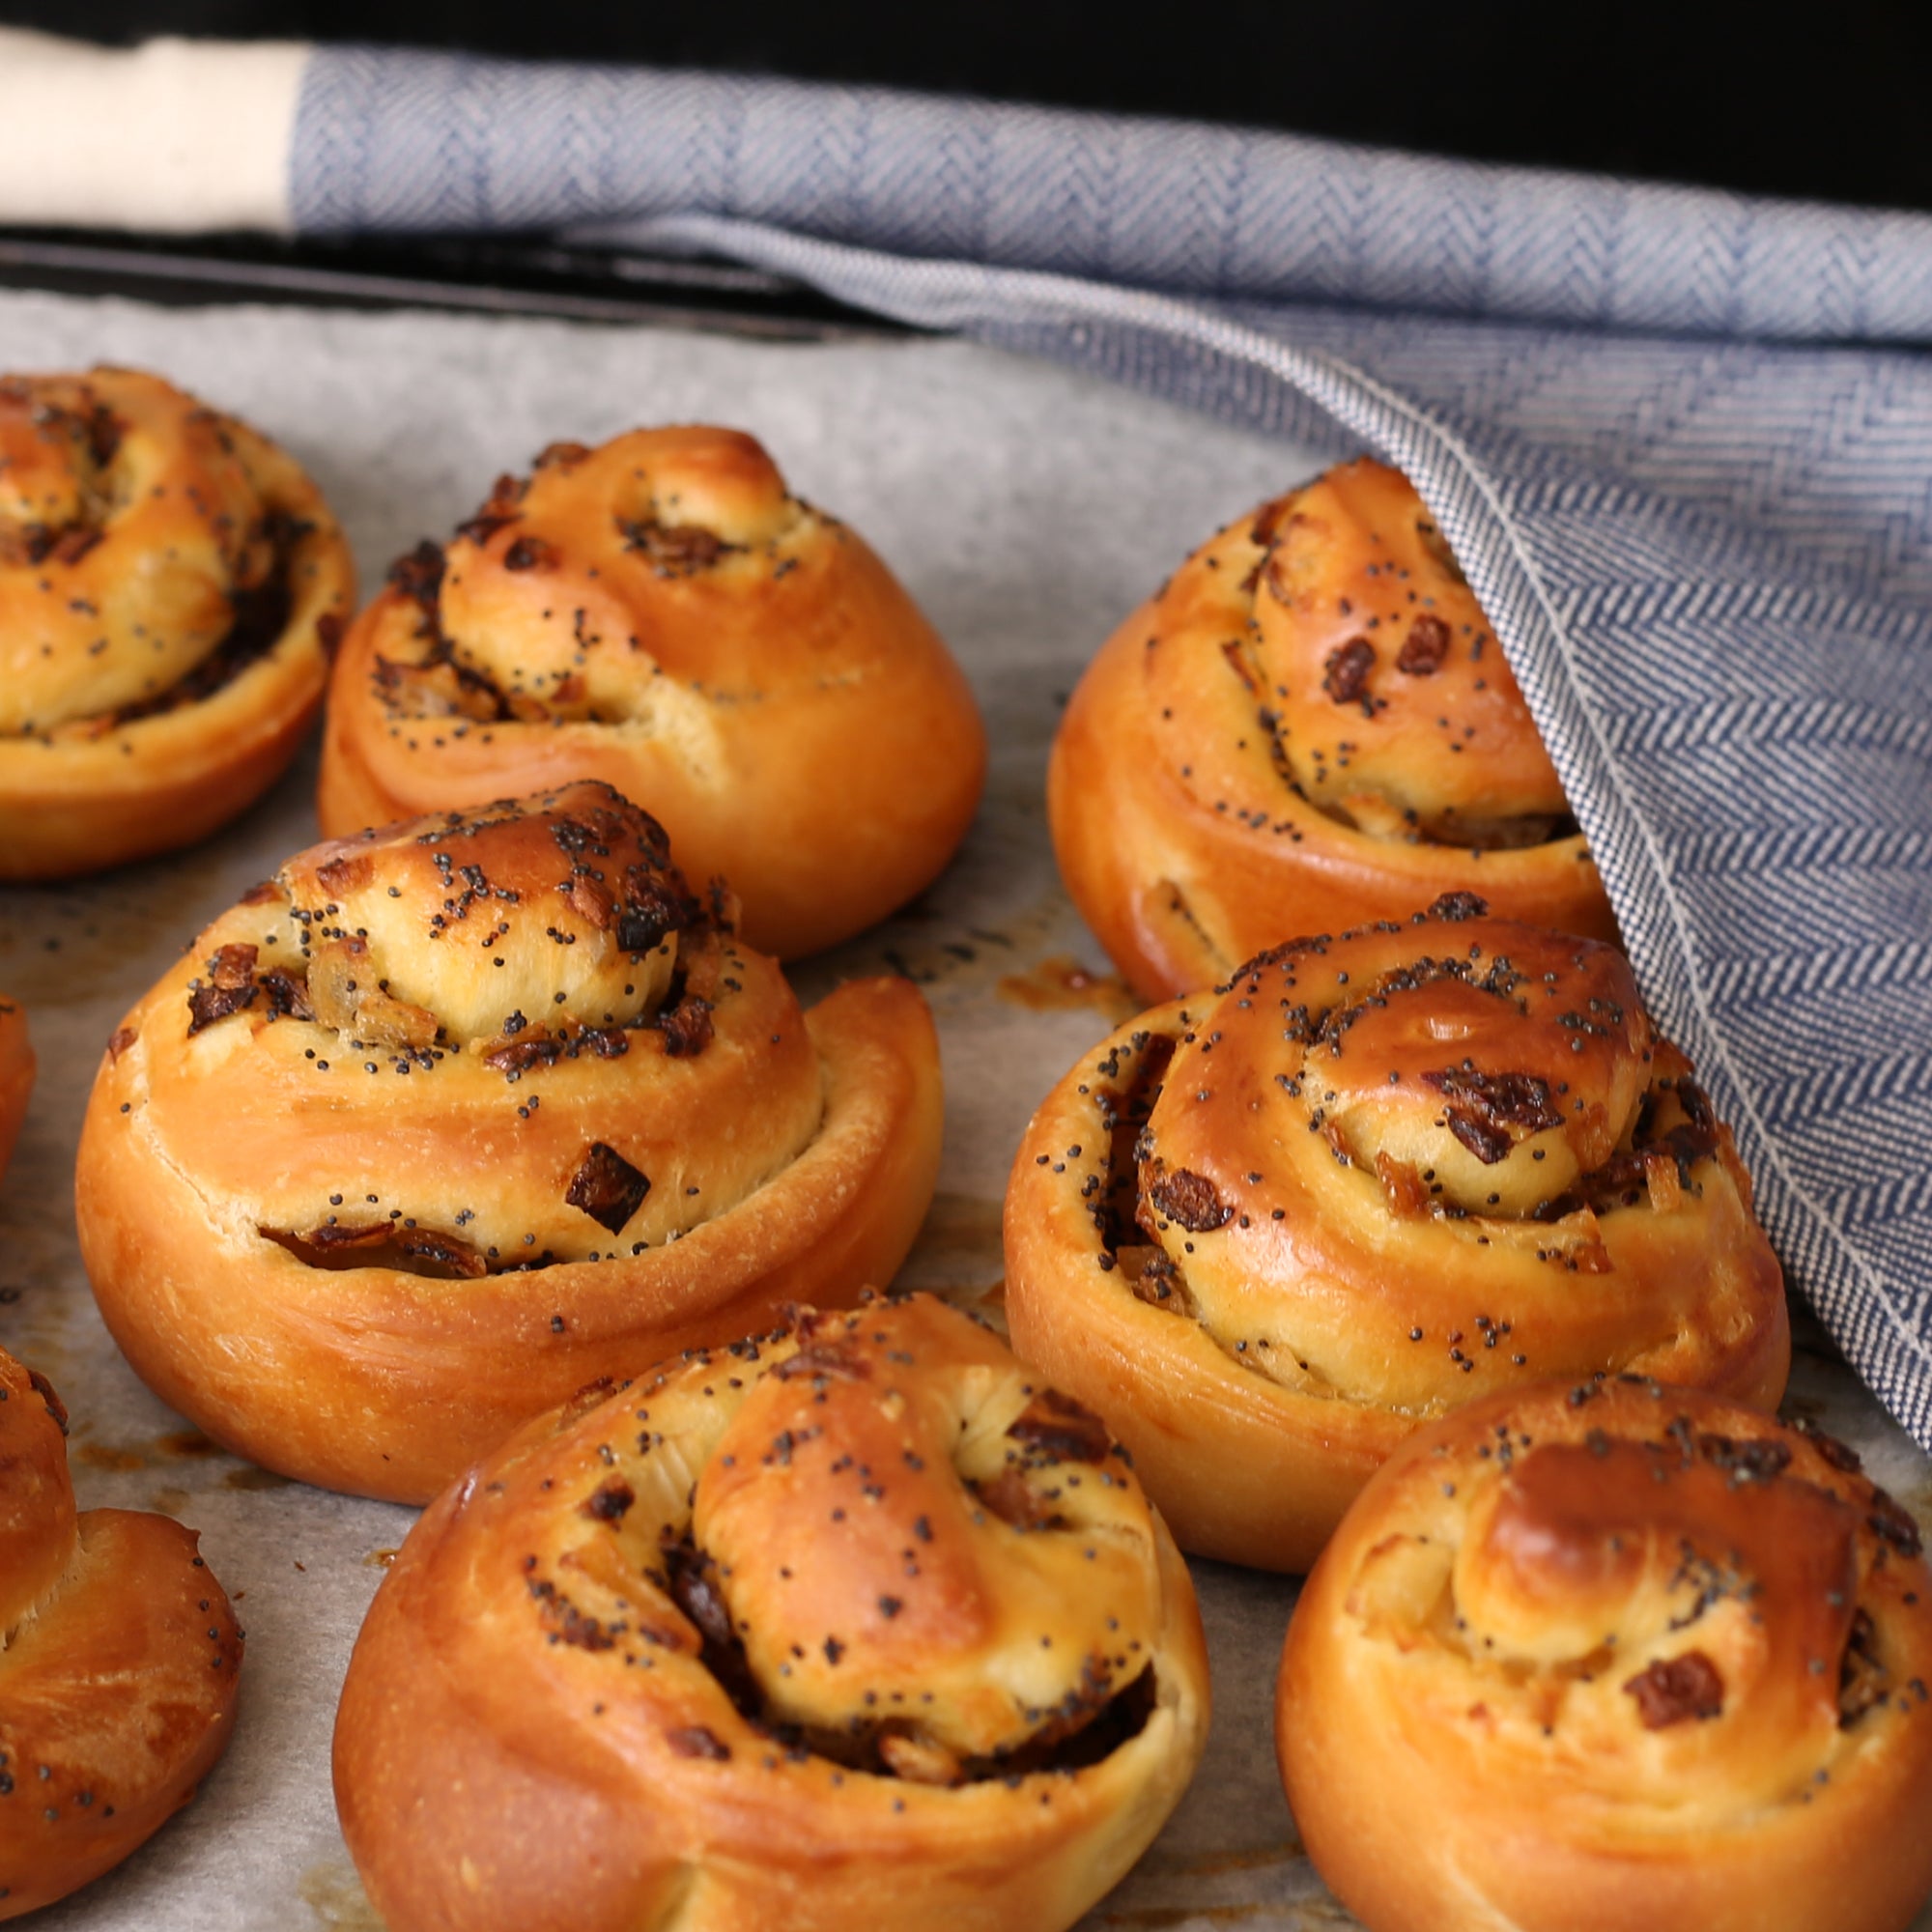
[299,1861,385,1931]
[998,952,1140,1023]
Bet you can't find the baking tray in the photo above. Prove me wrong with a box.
[0,283,1925,1931]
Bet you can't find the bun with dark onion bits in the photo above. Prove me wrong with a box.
[334,1293,1210,1932]
[1050,457,1616,1000]
[0,366,354,880]
[75,781,944,1502]
[1004,895,1787,1573]
[0,1346,242,1921]
[0,995,30,1184]
[318,424,985,958]
[1277,1379,1932,1932]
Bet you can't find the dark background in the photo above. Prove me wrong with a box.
[2,3,1927,213]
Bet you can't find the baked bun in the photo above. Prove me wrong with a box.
[75,781,944,1502]
[0,994,30,1184]
[1277,1378,1932,1932]
[335,1293,1210,1932]
[0,366,354,880]
[1004,895,1787,1572]
[317,425,985,957]
[0,1346,242,1920]
[1051,456,1617,999]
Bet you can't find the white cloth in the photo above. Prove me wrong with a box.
[0,30,301,232]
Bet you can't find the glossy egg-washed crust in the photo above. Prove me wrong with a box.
[1050,457,1618,1000]
[0,366,354,880]
[0,1348,242,1920]
[336,1293,1210,1932]
[0,997,30,1185]
[75,781,943,1503]
[317,424,986,958]
[1004,895,1787,1573]
[1278,1379,1932,1932]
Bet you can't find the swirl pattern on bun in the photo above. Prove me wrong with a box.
[0,366,354,879]
[318,425,985,957]
[75,781,944,1501]
[334,1293,1210,1932]
[1004,895,1787,1571]
[0,1347,242,1921]
[1278,1379,1932,1932]
[1050,457,1616,998]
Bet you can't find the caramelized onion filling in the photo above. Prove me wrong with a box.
[259,1221,490,1280]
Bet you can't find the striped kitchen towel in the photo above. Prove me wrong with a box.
[4,34,1931,1446]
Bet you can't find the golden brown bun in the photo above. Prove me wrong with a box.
[0,995,30,1184]
[335,1293,1210,1932]
[1050,457,1618,999]
[0,1347,242,1920]
[0,366,354,880]
[317,425,986,957]
[1004,895,1787,1573]
[75,781,945,1502]
[1277,1379,1932,1932]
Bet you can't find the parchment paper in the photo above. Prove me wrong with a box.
[0,288,1925,1932]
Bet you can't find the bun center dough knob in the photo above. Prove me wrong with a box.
[0,380,103,530]
[0,371,282,734]
[1456,1438,1861,1785]
[437,429,800,716]
[165,779,818,1267]
[1134,904,1728,1380]
[1250,462,1569,842]
[1159,907,1652,1233]
[543,1298,1182,1779]
[697,1310,1167,1770]
[278,781,696,1046]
